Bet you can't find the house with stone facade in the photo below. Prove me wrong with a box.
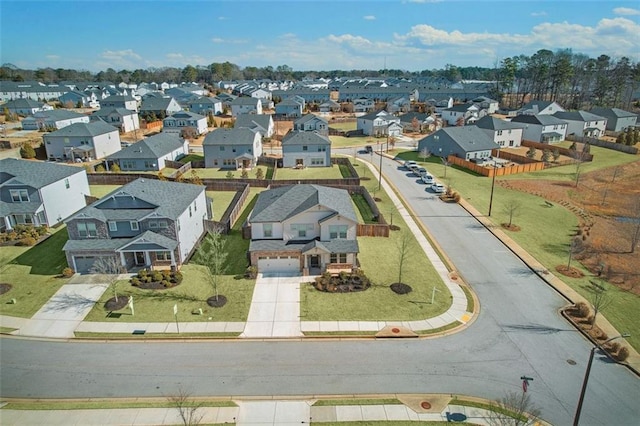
[0,158,90,232]
[63,178,210,274]
[248,184,359,275]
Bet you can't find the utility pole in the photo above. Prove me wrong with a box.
[378,145,383,191]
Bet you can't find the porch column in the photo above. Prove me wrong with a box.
[119,252,126,268]
[170,250,176,268]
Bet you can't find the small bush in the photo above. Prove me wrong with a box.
[130,277,140,286]
[61,267,74,278]
[95,164,106,172]
[575,302,590,318]
[17,236,37,246]
[151,271,163,282]
[607,342,621,353]
[616,347,630,362]
[145,276,152,283]
[20,143,36,159]
[162,280,171,288]
[138,269,148,277]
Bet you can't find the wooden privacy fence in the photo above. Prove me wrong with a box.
[446,155,545,177]
[205,184,251,234]
[566,135,638,155]
[141,121,162,131]
[521,140,594,162]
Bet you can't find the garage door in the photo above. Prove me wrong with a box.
[257,256,299,274]
[73,256,99,274]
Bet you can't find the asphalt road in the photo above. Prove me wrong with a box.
[1,150,639,425]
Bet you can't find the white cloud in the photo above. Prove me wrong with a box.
[613,7,640,16]
[212,37,248,44]
[97,49,150,70]
[530,11,547,17]
[363,15,376,20]
[45,55,60,61]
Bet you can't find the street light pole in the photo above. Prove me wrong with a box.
[378,145,383,191]
[573,333,630,426]
[488,160,497,216]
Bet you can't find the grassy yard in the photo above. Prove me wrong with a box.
[329,135,380,148]
[84,195,259,323]
[185,166,270,180]
[351,194,377,223]
[0,227,71,317]
[300,163,451,321]
[327,121,357,131]
[207,190,238,219]
[275,165,344,180]
[89,185,121,198]
[393,148,640,350]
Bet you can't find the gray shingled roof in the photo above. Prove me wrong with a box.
[281,131,330,146]
[230,97,260,106]
[102,94,136,102]
[203,128,257,146]
[553,111,606,122]
[475,115,525,131]
[294,114,328,126]
[140,97,177,111]
[93,107,137,118]
[444,103,477,113]
[433,126,500,152]
[234,114,272,130]
[590,107,637,119]
[249,238,358,254]
[68,178,203,222]
[0,158,84,188]
[107,133,184,160]
[249,184,357,223]
[45,121,119,137]
[165,110,205,120]
[3,98,44,109]
[22,109,87,122]
[511,114,567,126]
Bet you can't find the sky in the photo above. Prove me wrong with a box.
[1,0,639,73]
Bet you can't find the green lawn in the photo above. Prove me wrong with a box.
[393,149,640,350]
[207,190,237,220]
[0,227,71,317]
[89,185,121,198]
[185,166,270,180]
[275,165,344,180]
[351,194,377,223]
[328,121,357,131]
[329,135,379,148]
[300,163,451,321]
[179,154,204,163]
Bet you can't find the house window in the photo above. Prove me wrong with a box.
[155,251,171,261]
[497,130,503,136]
[149,221,158,229]
[330,253,347,263]
[302,145,308,151]
[263,223,273,237]
[108,221,117,231]
[214,159,218,166]
[144,161,155,168]
[189,206,192,217]
[158,220,168,229]
[311,158,324,165]
[78,222,97,238]
[10,189,29,202]
[220,146,225,151]
[291,223,313,238]
[130,221,139,231]
[329,225,348,239]
[65,178,70,189]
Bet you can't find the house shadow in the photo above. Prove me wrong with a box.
[10,230,69,276]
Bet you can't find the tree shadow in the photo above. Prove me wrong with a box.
[503,323,574,334]
[40,291,98,315]
[137,291,202,303]
[542,242,570,257]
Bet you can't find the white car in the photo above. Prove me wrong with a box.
[421,173,434,184]
[404,160,417,169]
[431,183,445,193]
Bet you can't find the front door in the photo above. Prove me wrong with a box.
[309,255,320,268]
[134,251,146,266]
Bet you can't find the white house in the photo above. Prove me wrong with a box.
[92,107,140,133]
[230,97,262,117]
[552,111,607,138]
[281,131,331,168]
[356,110,401,137]
[510,114,568,144]
[475,116,525,148]
[163,111,208,136]
[43,121,121,161]
[203,128,263,169]
[248,184,359,274]
[353,97,375,113]
[518,100,565,116]
[21,110,89,131]
[442,103,485,126]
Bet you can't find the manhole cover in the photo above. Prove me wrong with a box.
[567,359,577,365]
[421,401,431,409]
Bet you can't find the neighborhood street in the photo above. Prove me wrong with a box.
[1,152,638,425]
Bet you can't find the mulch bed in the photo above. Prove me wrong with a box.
[0,283,12,295]
[134,281,180,290]
[501,223,521,232]
[390,282,413,294]
[104,296,129,311]
[555,265,585,278]
[207,295,227,308]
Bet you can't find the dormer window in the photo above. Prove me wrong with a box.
[78,222,97,238]
[10,189,29,202]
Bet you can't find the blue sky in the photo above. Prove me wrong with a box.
[2,0,639,72]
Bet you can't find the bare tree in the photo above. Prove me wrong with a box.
[625,196,640,253]
[167,387,204,426]
[192,229,228,305]
[571,147,589,187]
[588,279,613,329]
[419,147,431,163]
[502,199,522,227]
[441,157,451,178]
[567,236,584,269]
[396,231,413,284]
[90,256,124,303]
[487,390,541,426]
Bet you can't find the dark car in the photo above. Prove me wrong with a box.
[364,145,373,153]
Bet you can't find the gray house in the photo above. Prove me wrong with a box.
[589,107,638,132]
[22,110,89,131]
[63,178,211,274]
[275,96,304,118]
[234,113,274,138]
[105,133,188,172]
[552,111,607,138]
[281,131,331,168]
[0,158,90,232]
[188,97,223,116]
[3,98,51,116]
[100,94,137,111]
[510,114,568,144]
[293,114,328,136]
[44,121,121,162]
[203,128,263,169]
[475,115,525,148]
[139,96,181,120]
[248,184,359,274]
[230,97,262,117]
[417,126,499,161]
[162,110,208,136]
[92,107,140,133]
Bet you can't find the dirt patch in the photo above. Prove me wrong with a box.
[555,265,585,278]
[0,283,12,295]
[207,295,227,308]
[501,159,640,294]
[501,223,521,232]
[104,296,129,311]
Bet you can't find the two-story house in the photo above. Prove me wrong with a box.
[353,97,375,113]
[105,133,188,172]
[139,96,182,121]
[99,94,138,111]
[552,111,607,138]
[248,184,359,275]
[3,98,52,116]
[475,115,525,148]
[230,97,263,117]
[589,107,638,132]
[281,131,331,168]
[92,107,140,133]
[162,110,208,136]
[43,121,121,162]
[510,114,568,144]
[293,114,328,136]
[234,114,275,138]
[63,178,211,274]
[386,96,411,114]
[319,99,341,113]
[203,128,262,169]
[0,158,90,232]
[275,96,305,118]
[187,97,223,116]
[58,90,99,109]
[356,110,402,137]
[442,103,486,126]
[517,100,565,116]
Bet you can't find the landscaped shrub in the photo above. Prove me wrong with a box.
[615,347,630,362]
[606,342,621,354]
[16,236,37,246]
[131,277,140,286]
[61,267,74,278]
[575,302,590,318]
[162,280,171,288]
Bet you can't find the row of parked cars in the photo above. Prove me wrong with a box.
[403,160,445,193]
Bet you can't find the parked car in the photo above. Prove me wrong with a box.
[364,145,373,153]
[408,164,420,175]
[431,183,445,193]
[421,173,434,184]
[416,167,428,177]
[404,160,417,169]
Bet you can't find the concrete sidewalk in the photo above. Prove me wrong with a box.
[0,399,519,425]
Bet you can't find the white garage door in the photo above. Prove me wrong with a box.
[257,256,299,274]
